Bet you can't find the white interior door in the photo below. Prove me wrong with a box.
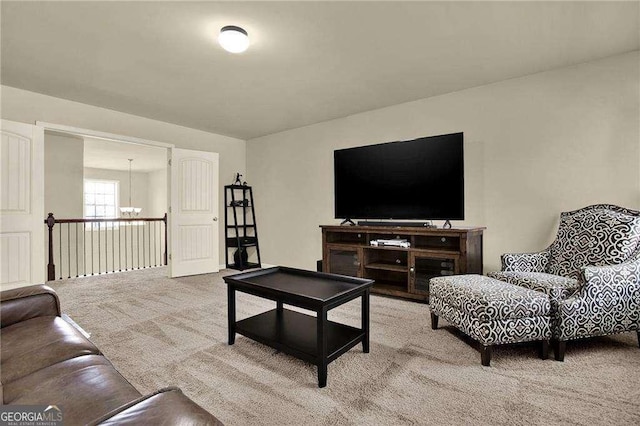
[0,120,44,289]
[169,148,219,277]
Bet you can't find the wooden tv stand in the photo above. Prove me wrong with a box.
[320,225,485,302]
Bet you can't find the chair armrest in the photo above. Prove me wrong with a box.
[556,260,640,340]
[1,284,61,328]
[580,260,640,295]
[501,249,550,272]
[89,387,223,425]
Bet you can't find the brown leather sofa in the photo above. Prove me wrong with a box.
[1,285,222,425]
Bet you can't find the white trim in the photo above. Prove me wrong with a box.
[35,121,174,149]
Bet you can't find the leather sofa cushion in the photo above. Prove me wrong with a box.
[92,387,223,425]
[1,316,100,383]
[5,355,142,425]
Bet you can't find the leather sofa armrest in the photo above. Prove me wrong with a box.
[89,387,223,426]
[1,284,61,328]
[501,249,550,273]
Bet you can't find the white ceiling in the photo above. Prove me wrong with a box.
[83,137,167,172]
[2,2,638,140]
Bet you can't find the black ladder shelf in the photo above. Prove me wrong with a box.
[224,185,261,270]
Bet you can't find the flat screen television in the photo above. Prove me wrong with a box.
[334,132,464,221]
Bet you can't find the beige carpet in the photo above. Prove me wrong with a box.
[50,267,640,425]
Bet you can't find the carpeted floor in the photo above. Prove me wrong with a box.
[49,267,640,425]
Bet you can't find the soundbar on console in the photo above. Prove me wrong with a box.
[357,220,438,228]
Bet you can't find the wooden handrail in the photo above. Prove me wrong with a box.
[44,216,166,224]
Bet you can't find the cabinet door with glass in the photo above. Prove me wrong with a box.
[409,253,459,299]
[326,246,362,277]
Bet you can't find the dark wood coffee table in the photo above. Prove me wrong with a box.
[223,266,374,388]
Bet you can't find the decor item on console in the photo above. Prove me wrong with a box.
[488,204,640,361]
[0,285,222,425]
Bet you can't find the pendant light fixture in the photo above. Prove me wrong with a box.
[219,25,250,53]
[119,159,141,217]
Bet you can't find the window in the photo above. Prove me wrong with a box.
[84,180,118,219]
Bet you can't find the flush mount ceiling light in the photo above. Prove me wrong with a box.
[218,25,249,53]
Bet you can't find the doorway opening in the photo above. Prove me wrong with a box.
[43,128,169,281]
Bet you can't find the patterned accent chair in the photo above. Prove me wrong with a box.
[488,204,640,360]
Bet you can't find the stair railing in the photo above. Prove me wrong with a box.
[45,213,167,281]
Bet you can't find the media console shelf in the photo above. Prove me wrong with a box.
[320,225,485,302]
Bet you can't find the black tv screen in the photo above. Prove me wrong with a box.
[334,133,464,220]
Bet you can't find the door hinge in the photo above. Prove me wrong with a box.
[168,159,172,166]
[169,254,172,260]
[169,206,172,213]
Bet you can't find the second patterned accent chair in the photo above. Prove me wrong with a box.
[488,204,640,360]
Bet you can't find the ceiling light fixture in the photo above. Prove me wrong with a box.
[219,25,249,53]
[120,159,141,217]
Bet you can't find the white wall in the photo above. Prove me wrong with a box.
[44,132,84,218]
[148,168,168,218]
[1,86,246,265]
[247,51,640,272]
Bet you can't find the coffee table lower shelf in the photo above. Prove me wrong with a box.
[236,309,364,365]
